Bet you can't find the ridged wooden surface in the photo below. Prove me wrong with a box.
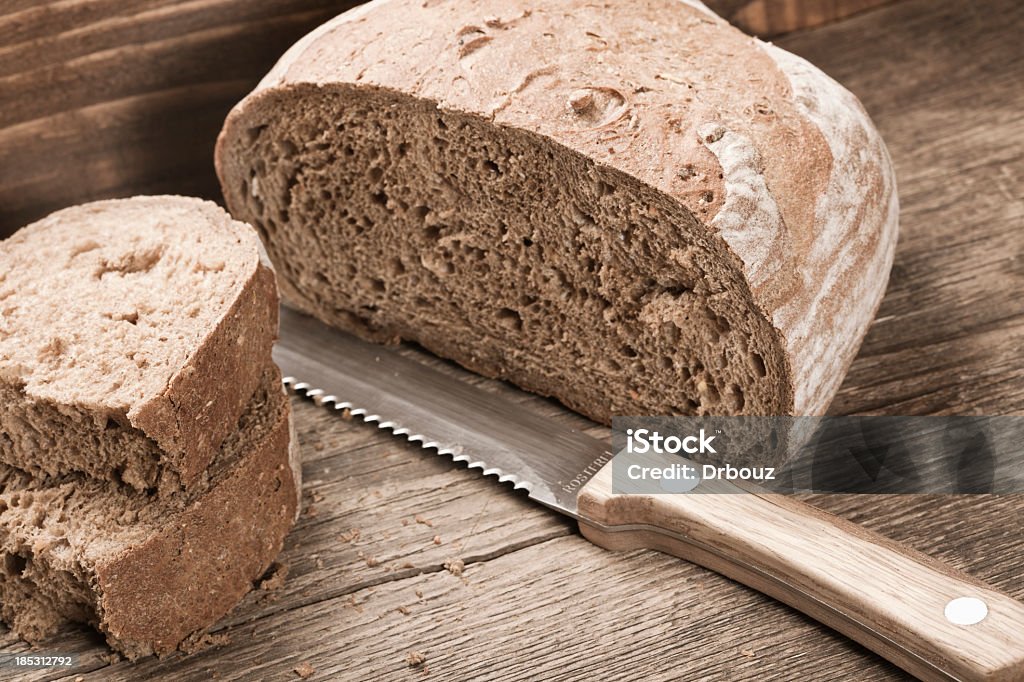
[1,0,1022,680]
[0,0,356,235]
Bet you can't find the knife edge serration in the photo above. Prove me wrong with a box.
[284,376,535,491]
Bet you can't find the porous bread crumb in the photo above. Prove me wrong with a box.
[444,559,465,577]
[339,528,361,543]
[406,651,427,668]
[414,515,433,527]
[0,368,299,659]
[397,605,411,615]
[432,535,442,545]
[294,661,316,678]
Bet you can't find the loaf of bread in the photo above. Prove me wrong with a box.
[0,196,300,657]
[0,196,278,492]
[216,0,898,418]
[0,367,300,658]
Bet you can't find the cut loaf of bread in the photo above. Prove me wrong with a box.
[0,196,278,492]
[216,0,899,418]
[0,366,301,659]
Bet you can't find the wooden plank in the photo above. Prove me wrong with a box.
[0,0,1022,680]
[707,0,900,37]
[0,1,355,235]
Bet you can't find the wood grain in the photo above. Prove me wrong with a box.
[0,0,1022,681]
[709,0,901,36]
[0,1,357,235]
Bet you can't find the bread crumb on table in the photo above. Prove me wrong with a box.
[406,651,427,668]
[259,562,289,591]
[415,515,434,527]
[179,632,231,655]
[740,648,756,658]
[432,535,442,545]
[339,528,361,543]
[357,550,380,567]
[444,558,465,577]
[294,661,316,678]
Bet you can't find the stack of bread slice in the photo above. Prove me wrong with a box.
[0,196,300,658]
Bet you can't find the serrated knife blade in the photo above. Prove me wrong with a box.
[274,305,612,519]
[275,305,1024,682]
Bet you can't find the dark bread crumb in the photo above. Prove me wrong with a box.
[294,661,316,678]
[179,632,230,655]
[339,528,361,543]
[259,562,289,591]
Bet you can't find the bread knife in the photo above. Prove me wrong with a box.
[275,306,1024,682]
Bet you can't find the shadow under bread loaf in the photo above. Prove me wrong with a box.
[216,0,898,420]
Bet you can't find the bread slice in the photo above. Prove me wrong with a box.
[0,196,278,492]
[216,0,898,419]
[0,365,300,659]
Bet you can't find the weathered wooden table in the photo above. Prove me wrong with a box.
[3,0,1022,679]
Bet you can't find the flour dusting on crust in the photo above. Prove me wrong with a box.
[697,122,787,291]
[763,44,899,414]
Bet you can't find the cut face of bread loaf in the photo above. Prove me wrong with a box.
[0,196,278,491]
[216,0,899,418]
[0,366,300,659]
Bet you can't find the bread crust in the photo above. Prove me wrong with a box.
[0,372,300,659]
[129,224,280,489]
[217,0,898,416]
[96,388,299,658]
[0,196,280,489]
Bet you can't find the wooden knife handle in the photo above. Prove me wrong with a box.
[577,463,1024,682]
